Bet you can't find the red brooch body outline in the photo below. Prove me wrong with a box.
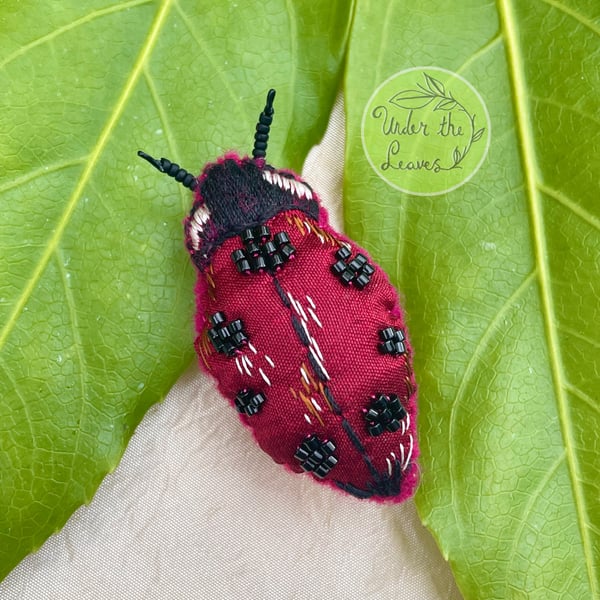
[138,90,419,502]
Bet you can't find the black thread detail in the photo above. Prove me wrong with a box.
[341,418,380,480]
[334,480,374,500]
[336,458,403,500]
[273,277,291,308]
[189,158,319,271]
[291,314,310,346]
[322,385,342,416]
[307,351,329,382]
[341,418,367,455]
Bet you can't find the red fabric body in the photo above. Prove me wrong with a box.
[193,200,419,502]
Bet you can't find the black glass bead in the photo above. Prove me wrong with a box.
[394,341,406,354]
[367,422,384,436]
[294,435,338,479]
[348,254,367,272]
[379,327,396,341]
[217,327,231,340]
[240,228,255,245]
[236,258,252,274]
[254,224,270,241]
[340,270,354,285]
[362,263,375,277]
[210,312,226,327]
[231,249,246,263]
[234,389,266,416]
[274,231,290,246]
[267,253,284,270]
[208,314,249,356]
[252,255,267,271]
[222,342,236,356]
[336,246,351,261]
[246,241,261,257]
[232,332,248,346]
[355,273,371,289]
[279,243,296,261]
[331,260,346,275]
[378,340,395,354]
[332,249,374,289]
[364,393,407,436]
[377,327,406,356]
[229,319,243,332]
[262,240,277,255]
[347,259,362,273]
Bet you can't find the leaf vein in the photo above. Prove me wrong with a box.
[0,0,174,356]
[565,383,600,416]
[558,324,600,350]
[54,249,89,466]
[0,0,153,70]
[0,357,35,447]
[457,32,503,75]
[503,451,566,597]
[0,157,87,195]
[538,183,600,232]
[538,0,600,37]
[142,67,188,212]
[449,271,536,532]
[498,0,598,593]
[173,1,250,133]
[532,95,600,127]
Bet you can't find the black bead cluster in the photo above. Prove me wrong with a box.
[294,435,338,479]
[231,225,296,274]
[331,246,374,289]
[364,394,407,436]
[234,389,266,416]
[208,312,248,356]
[378,327,406,356]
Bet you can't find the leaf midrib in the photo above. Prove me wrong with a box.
[0,0,174,355]
[498,0,597,596]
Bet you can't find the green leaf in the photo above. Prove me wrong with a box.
[345,1,599,598]
[0,0,352,581]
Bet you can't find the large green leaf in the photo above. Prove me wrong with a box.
[0,0,352,581]
[345,1,599,598]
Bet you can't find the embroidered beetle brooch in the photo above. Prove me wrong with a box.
[138,90,418,502]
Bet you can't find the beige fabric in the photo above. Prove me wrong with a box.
[1,97,462,600]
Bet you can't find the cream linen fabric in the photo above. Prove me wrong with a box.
[0,97,462,600]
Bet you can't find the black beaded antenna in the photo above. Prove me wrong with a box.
[137,150,198,191]
[252,88,276,159]
[137,88,276,188]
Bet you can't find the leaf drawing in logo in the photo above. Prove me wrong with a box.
[434,98,458,111]
[453,147,462,166]
[472,127,485,142]
[389,89,435,110]
[423,72,446,96]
